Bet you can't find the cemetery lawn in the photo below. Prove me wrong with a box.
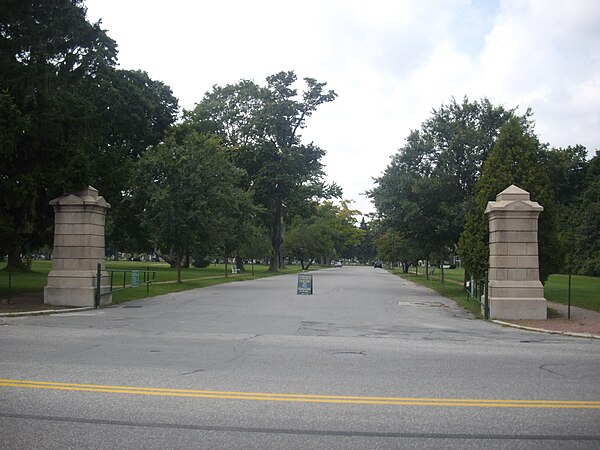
[391,268,600,315]
[0,261,304,308]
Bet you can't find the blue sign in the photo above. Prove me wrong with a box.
[131,270,139,288]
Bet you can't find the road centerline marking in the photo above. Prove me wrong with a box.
[1,379,599,409]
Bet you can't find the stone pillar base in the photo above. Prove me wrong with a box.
[488,279,547,319]
[44,269,112,307]
[488,297,547,320]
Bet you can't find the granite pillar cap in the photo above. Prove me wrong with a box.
[485,185,543,215]
[50,186,110,209]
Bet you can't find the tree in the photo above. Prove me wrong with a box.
[368,98,516,267]
[135,130,251,283]
[186,71,338,271]
[570,151,600,275]
[238,222,272,272]
[375,230,421,272]
[0,1,179,268]
[458,117,562,282]
[538,145,589,273]
[0,0,118,268]
[285,222,334,270]
[356,217,376,264]
[284,201,364,269]
[92,69,179,256]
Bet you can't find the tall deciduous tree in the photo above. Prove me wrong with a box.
[186,71,338,271]
[0,0,117,268]
[375,230,421,272]
[570,151,600,275]
[368,98,516,266]
[135,130,252,283]
[284,201,363,269]
[0,0,178,267]
[356,217,376,264]
[458,117,562,282]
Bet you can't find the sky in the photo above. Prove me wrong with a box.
[85,0,600,216]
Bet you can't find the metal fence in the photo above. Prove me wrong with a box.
[466,271,489,320]
[94,263,156,308]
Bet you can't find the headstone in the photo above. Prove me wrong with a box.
[484,185,547,319]
[44,186,112,307]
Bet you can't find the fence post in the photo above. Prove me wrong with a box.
[568,273,572,320]
[94,263,101,309]
[483,270,489,320]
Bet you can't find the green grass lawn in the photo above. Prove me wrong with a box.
[390,267,600,315]
[390,268,483,318]
[544,274,600,312]
[0,260,305,305]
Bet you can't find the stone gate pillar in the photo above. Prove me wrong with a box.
[44,186,112,307]
[484,185,547,319]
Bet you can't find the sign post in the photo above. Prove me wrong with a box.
[297,273,313,295]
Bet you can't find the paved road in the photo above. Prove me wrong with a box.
[1,266,599,449]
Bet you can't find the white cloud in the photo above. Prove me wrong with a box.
[86,0,600,215]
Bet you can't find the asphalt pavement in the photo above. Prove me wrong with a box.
[1,266,599,449]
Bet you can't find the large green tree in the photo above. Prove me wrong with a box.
[570,151,600,275]
[135,130,252,282]
[375,229,422,272]
[186,71,338,270]
[284,201,363,269]
[0,0,116,267]
[96,69,179,256]
[355,217,376,264]
[458,117,562,282]
[0,0,178,267]
[368,98,516,266]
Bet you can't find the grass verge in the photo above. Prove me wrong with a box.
[388,268,482,319]
[389,267,600,315]
[0,260,306,310]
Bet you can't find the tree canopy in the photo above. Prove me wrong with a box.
[186,71,339,270]
[135,129,252,282]
[458,117,562,282]
[0,0,178,268]
[368,97,516,265]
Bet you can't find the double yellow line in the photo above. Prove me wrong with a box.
[1,378,599,409]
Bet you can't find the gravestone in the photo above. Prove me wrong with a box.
[485,185,547,319]
[44,186,112,307]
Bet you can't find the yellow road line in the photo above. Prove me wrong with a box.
[1,379,599,409]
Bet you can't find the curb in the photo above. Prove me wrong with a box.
[0,307,95,318]
[492,319,600,340]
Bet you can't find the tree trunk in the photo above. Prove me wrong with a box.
[156,246,178,268]
[176,257,182,284]
[402,261,410,273]
[235,254,244,272]
[269,202,284,272]
[182,252,190,269]
[7,245,27,271]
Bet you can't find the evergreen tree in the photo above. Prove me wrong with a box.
[458,117,563,282]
